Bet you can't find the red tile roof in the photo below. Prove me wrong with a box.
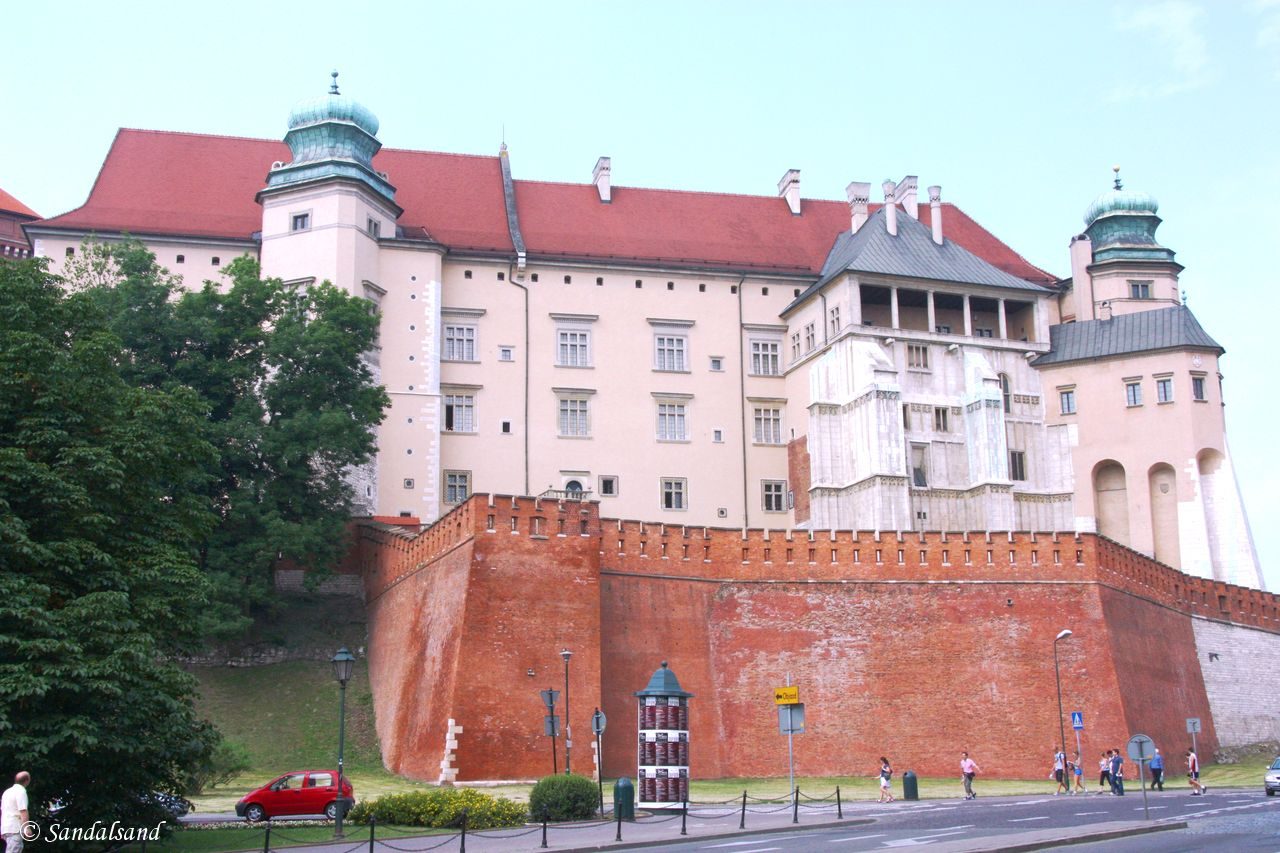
[0,187,39,219]
[32,128,1055,284]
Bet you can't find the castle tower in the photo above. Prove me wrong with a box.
[1037,173,1263,589]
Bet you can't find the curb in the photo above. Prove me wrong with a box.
[552,818,871,852]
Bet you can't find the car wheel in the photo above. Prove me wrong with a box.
[245,804,266,822]
[1268,789,1275,797]
[324,801,338,820]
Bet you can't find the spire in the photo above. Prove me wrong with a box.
[329,70,340,95]
[1112,164,1123,191]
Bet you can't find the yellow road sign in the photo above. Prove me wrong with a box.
[774,685,800,705]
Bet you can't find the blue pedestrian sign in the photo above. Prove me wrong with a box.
[1071,711,1084,730]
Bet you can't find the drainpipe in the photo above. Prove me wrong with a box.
[736,273,749,528]
[509,260,530,496]
[820,290,829,346]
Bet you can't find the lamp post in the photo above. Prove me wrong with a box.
[561,649,573,774]
[1053,629,1072,774]
[331,647,355,839]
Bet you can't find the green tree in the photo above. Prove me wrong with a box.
[67,242,389,639]
[0,258,219,828]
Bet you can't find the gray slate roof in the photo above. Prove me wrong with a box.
[1034,305,1222,366]
[809,206,1048,295]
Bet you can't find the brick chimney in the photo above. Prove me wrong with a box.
[898,175,919,218]
[928,185,943,245]
[593,156,611,203]
[847,181,871,233]
[778,169,801,215]
[882,180,898,236]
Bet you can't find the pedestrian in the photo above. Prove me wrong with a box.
[960,751,979,800]
[878,757,895,803]
[1053,746,1069,795]
[1098,750,1111,795]
[2,771,30,853]
[1186,748,1206,795]
[1072,752,1086,794]
[1110,747,1125,796]
[1150,747,1164,791]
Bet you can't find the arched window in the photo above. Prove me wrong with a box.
[999,373,1011,413]
[564,479,584,497]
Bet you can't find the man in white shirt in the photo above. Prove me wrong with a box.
[1,771,30,853]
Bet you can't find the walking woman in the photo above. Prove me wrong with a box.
[878,757,895,803]
[1098,750,1111,795]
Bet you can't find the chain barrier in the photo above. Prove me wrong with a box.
[684,808,740,819]
[468,826,542,839]
[374,832,459,852]
[746,803,795,814]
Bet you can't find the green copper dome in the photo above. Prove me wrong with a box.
[287,92,380,137]
[1081,169,1174,265]
[1083,188,1159,227]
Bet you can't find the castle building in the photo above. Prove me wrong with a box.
[0,186,38,259]
[24,80,1264,591]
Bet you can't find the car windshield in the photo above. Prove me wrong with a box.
[1271,758,1280,770]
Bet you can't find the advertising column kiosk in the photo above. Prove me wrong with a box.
[635,660,692,809]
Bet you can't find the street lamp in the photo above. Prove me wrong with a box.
[331,647,356,838]
[1053,629,1072,776]
[561,649,573,774]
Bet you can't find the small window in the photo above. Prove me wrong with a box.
[1129,280,1152,299]
[367,217,380,238]
[1000,373,1011,412]
[910,444,928,487]
[803,323,816,352]
[1126,381,1143,407]
[829,306,841,335]
[699,283,706,293]
[499,346,514,362]
[762,480,787,513]
[935,324,951,334]
[933,407,949,432]
[907,344,929,370]
[501,420,512,434]
[564,479,584,496]
[531,273,539,282]
[762,287,769,296]
[444,471,471,504]
[730,285,738,294]
[176,254,186,264]
[564,275,572,284]
[1009,450,1027,481]
[211,256,220,266]
[65,247,75,257]
[1192,375,1206,401]
[713,429,724,443]
[975,328,994,338]
[635,279,643,288]
[291,212,310,232]
[709,356,724,372]
[791,333,801,360]
[1059,389,1076,415]
[403,478,415,489]
[1156,377,1174,403]
[497,272,505,281]
[661,478,687,511]
[599,475,618,497]
[464,270,472,279]
[668,281,675,291]
[596,277,604,286]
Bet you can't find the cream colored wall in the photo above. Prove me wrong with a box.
[32,233,256,290]
[1088,262,1181,318]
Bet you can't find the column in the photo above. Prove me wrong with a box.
[927,291,937,334]
[890,287,900,330]
[848,280,863,326]
[963,294,973,336]
[997,300,1007,340]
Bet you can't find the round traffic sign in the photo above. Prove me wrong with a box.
[591,708,607,735]
[1127,733,1154,762]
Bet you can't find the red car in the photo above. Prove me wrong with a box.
[235,771,354,821]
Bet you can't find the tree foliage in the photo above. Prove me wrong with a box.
[66,242,389,639]
[0,258,219,828]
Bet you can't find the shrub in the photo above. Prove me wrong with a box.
[185,741,252,794]
[346,788,526,829]
[528,774,600,821]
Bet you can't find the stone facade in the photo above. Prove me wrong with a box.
[1192,617,1280,748]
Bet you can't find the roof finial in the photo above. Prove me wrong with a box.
[329,70,340,95]
[1112,164,1122,191]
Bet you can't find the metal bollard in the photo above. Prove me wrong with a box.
[262,824,271,853]
[681,800,688,836]
[541,809,548,849]
[792,786,799,824]
[836,785,843,820]
[459,808,467,853]
[615,801,623,842]
[739,790,747,829]
[368,815,376,853]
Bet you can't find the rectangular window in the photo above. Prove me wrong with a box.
[790,333,801,359]
[803,323,816,352]
[907,344,929,369]
[933,406,949,432]
[599,475,618,497]
[762,480,786,512]
[443,325,476,361]
[499,346,514,362]
[1059,389,1076,415]
[661,478,687,510]
[975,328,994,338]
[1125,381,1143,407]
[657,403,688,441]
[557,330,591,367]
[655,335,687,372]
[709,356,724,372]
[443,394,475,432]
[558,398,590,437]
[753,407,782,444]
[910,444,928,488]
[1009,450,1027,481]
[829,306,841,336]
[367,217,380,238]
[1192,375,1206,401]
[750,341,780,376]
[713,429,724,443]
[444,470,471,504]
[1129,280,1152,299]
[935,324,951,334]
[1156,376,1174,403]
[291,212,310,232]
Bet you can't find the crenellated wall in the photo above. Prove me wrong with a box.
[359,495,1279,782]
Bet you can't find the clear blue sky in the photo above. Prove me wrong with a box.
[6,0,1277,590]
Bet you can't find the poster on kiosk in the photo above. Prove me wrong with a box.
[635,661,693,809]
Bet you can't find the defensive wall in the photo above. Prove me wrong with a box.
[354,494,1280,783]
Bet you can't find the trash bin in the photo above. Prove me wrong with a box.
[613,776,636,820]
[902,770,919,801]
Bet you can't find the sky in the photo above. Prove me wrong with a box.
[5,0,1278,590]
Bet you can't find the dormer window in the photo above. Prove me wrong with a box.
[291,212,311,232]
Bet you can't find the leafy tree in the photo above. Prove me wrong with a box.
[0,258,219,828]
[66,241,389,639]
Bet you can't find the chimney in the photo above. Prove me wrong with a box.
[882,180,898,236]
[847,181,871,233]
[592,156,611,203]
[898,175,919,218]
[778,169,801,215]
[928,185,943,245]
